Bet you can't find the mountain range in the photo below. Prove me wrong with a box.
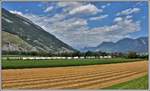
[2,8,148,54]
[82,37,148,53]
[2,8,76,53]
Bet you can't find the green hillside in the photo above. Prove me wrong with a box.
[2,8,76,53]
[2,31,34,52]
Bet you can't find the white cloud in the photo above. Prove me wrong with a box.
[50,18,88,33]
[114,17,123,22]
[57,2,84,13]
[8,2,141,49]
[135,1,144,6]
[52,17,140,48]
[78,18,140,47]
[101,3,111,9]
[57,2,103,17]
[113,18,140,33]
[57,2,81,7]
[9,10,23,16]
[17,12,140,49]
[126,15,133,19]
[44,6,53,12]
[117,8,140,16]
[49,14,66,22]
[89,15,108,21]
[73,19,87,26]
[69,4,102,15]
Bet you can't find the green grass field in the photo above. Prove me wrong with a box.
[105,74,148,89]
[2,58,145,69]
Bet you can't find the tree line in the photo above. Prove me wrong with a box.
[2,50,148,59]
[2,51,108,58]
[2,51,148,59]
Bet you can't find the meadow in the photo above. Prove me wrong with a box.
[105,74,148,89]
[2,58,145,69]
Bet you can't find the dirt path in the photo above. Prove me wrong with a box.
[2,61,148,89]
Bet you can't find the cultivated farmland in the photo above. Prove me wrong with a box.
[2,58,144,69]
[2,61,148,89]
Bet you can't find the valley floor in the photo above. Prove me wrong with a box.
[2,61,148,89]
[2,58,145,69]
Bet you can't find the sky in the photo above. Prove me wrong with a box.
[2,1,149,50]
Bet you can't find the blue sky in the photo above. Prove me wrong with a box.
[2,1,149,49]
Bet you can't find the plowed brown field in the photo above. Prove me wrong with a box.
[2,61,148,89]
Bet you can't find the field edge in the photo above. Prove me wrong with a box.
[103,74,149,89]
